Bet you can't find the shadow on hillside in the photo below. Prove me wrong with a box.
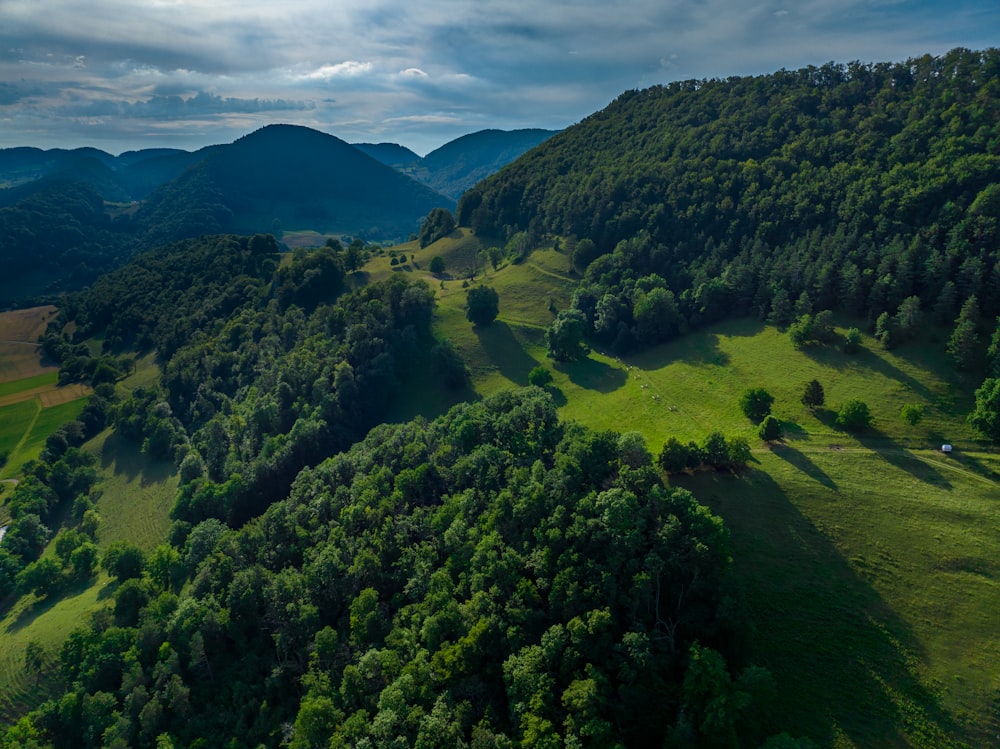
[554,356,627,393]
[781,420,810,441]
[856,430,952,489]
[8,576,96,633]
[473,322,538,386]
[100,432,176,487]
[676,469,970,747]
[630,332,731,371]
[803,344,933,400]
[769,443,837,490]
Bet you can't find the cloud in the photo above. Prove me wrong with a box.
[0,0,996,153]
[298,61,374,80]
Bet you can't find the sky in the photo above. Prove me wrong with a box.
[0,0,997,156]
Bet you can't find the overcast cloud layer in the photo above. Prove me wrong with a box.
[1,0,997,154]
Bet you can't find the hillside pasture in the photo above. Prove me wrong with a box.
[424,261,999,747]
[90,430,179,551]
[0,578,109,725]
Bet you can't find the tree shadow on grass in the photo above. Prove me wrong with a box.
[553,356,627,393]
[473,321,539,387]
[769,443,838,490]
[99,431,177,488]
[855,429,952,489]
[8,576,96,633]
[675,469,972,747]
[630,332,731,371]
[781,420,810,442]
[802,344,933,400]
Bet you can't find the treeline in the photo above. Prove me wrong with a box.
[0,389,113,600]
[460,48,1000,352]
[46,233,438,527]
[4,389,788,748]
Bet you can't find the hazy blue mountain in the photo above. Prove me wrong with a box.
[353,142,421,168]
[412,128,558,199]
[137,124,454,245]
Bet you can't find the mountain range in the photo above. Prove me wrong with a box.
[0,125,556,307]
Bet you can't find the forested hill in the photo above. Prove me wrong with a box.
[459,48,1000,350]
[413,128,559,199]
[136,125,453,245]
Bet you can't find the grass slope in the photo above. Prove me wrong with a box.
[0,356,176,720]
[372,240,998,748]
[89,430,178,551]
[0,397,88,480]
[0,578,109,725]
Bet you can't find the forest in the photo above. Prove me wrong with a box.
[461,48,1000,354]
[1,47,999,748]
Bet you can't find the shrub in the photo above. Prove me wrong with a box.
[740,388,774,423]
[835,399,873,432]
[758,415,783,441]
[527,366,553,388]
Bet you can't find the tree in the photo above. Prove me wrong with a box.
[527,366,553,388]
[894,295,922,342]
[16,558,64,598]
[740,388,774,423]
[835,399,873,432]
[465,286,499,326]
[545,309,588,361]
[947,295,981,370]
[843,327,862,354]
[900,404,924,426]
[418,208,456,248]
[101,541,146,582]
[988,317,1000,376]
[25,641,45,686]
[571,238,599,272]
[432,341,469,390]
[758,415,783,442]
[801,379,825,409]
[658,437,691,473]
[429,256,446,276]
[874,311,895,349]
[969,378,1000,442]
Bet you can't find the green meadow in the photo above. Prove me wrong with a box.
[0,398,88,480]
[2,236,996,747]
[393,237,1000,748]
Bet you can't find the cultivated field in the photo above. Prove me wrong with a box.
[0,307,93,479]
[0,305,57,383]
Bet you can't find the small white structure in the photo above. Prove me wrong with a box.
[941,444,953,453]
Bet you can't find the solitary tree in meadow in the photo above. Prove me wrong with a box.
[801,379,824,409]
[465,285,499,326]
[758,415,783,442]
[740,387,774,423]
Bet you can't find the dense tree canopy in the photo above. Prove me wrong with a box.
[6,389,773,748]
[461,49,1000,352]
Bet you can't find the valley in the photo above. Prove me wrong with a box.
[1,48,999,749]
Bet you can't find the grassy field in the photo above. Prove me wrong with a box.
[0,577,110,724]
[383,239,1000,748]
[0,427,179,723]
[0,397,89,480]
[89,430,179,551]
